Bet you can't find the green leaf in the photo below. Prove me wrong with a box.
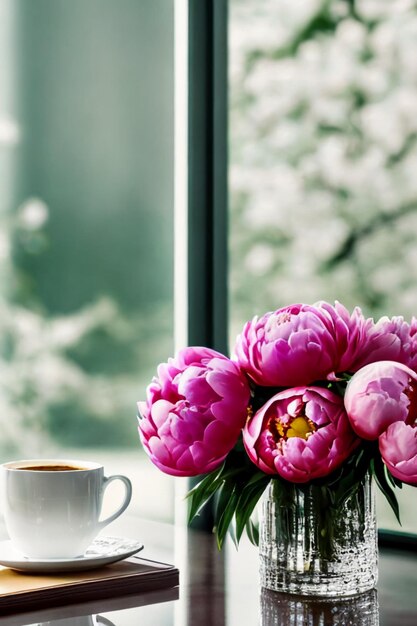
[385,466,403,490]
[246,471,271,486]
[215,479,240,550]
[331,444,373,510]
[228,520,238,549]
[245,518,259,546]
[187,465,225,523]
[371,456,401,526]
[187,465,223,499]
[235,476,270,544]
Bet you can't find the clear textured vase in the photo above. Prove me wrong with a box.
[259,474,378,597]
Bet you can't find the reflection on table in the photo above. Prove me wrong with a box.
[261,588,378,626]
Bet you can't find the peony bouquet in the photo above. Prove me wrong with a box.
[137,301,417,548]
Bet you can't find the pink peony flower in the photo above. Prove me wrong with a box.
[344,361,417,440]
[137,347,250,477]
[317,301,376,374]
[233,301,374,387]
[379,421,417,485]
[358,316,417,372]
[242,386,358,483]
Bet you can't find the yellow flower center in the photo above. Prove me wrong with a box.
[273,415,316,441]
[286,416,316,439]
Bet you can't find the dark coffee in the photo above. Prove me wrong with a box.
[17,464,87,471]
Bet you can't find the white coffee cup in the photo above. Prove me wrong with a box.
[1,459,132,559]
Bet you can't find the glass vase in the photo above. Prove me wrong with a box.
[259,474,378,597]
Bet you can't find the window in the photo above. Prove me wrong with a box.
[0,0,175,522]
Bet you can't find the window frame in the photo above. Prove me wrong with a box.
[186,0,228,355]
[180,0,228,532]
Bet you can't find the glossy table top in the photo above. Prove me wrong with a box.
[0,514,416,625]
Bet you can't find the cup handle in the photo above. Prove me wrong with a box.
[99,474,132,528]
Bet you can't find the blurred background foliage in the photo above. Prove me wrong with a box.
[229,0,417,340]
[0,0,174,456]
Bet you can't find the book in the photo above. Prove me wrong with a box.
[0,556,179,616]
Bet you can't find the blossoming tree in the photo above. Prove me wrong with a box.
[229,0,417,334]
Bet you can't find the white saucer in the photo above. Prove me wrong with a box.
[0,536,144,573]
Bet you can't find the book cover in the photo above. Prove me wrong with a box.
[0,556,179,616]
